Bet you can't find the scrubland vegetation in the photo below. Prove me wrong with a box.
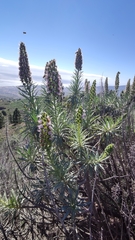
[1,43,135,239]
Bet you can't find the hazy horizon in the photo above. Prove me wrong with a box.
[0,57,109,87]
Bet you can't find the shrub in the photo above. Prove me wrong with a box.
[12,108,21,124]
[2,110,7,116]
[0,112,4,128]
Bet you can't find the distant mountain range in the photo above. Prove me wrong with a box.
[0,85,126,99]
[0,86,42,99]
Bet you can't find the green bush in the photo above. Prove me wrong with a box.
[12,108,21,124]
[0,112,4,128]
[2,110,7,116]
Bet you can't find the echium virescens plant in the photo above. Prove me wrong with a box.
[68,48,83,110]
[43,59,63,100]
[18,42,40,138]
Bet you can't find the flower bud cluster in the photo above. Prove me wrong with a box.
[43,59,63,98]
[76,106,86,125]
[75,48,83,71]
[37,112,53,149]
[85,79,90,94]
[100,144,114,161]
[89,80,96,104]
[19,42,32,87]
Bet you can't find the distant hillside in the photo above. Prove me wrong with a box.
[0,86,42,99]
[0,86,21,99]
[0,85,126,99]
[0,85,70,99]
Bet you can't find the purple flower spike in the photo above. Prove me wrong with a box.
[43,59,64,99]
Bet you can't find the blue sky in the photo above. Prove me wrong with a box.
[1,0,135,86]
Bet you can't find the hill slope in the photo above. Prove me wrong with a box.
[0,85,126,99]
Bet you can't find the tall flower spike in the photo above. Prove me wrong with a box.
[43,59,63,99]
[37,112,53,149]
[104,77,109,95]
[100,144,114,161]
[85,79,90,94]
[75,48,83,71]
[76,106,86,125]
[115,71,120,93]
[19,42,32,87]
[125,79,131,96]
[131,76,135,98]
[89,80,96,104]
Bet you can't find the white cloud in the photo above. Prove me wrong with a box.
[0,58,108,87]
[0,58,17,66]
